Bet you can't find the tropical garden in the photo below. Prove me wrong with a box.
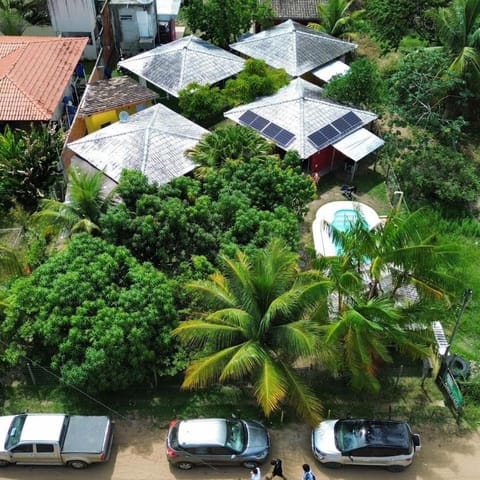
[1,0,480,430]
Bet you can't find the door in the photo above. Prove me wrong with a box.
[34,444,60,464]
[9,443,35,464]
[309,147,333,173]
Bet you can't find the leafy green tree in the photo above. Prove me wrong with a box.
[309,0,364,37]
[0,0,27,34]
[223,59,289,107]
[187,125,275,169]
[388,47,468,131]
[2,234,182,392]
[0,125,64,211]
[183,0,274,48]
[178,82,228,127]
[396,140,480,208]
[1,0,48,25]
[433,0,480,85]
[174,239,331,424]
[323,57,386,108]
[366,0,446,49]
[33,167,114,240]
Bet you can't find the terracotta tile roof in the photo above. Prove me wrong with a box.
[0,36,88,122]
[78,76,158,117]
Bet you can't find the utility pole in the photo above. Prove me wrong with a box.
[444,289,473,358]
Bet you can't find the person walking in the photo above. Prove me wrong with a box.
[302,464,316,480]
[267,458,286,479]
[250,466,261,480]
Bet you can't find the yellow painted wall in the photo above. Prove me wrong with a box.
[85,102,153,133]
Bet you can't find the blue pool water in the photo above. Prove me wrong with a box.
[330,209,367,254]
[331,209,365,232]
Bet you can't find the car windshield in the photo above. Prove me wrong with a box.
[334,420,410,453]
[224,420,246,454]
[5,415,26,450]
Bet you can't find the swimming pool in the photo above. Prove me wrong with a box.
[312,201,381,257]
[331,209,366,232]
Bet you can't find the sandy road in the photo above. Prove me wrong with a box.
[0,421,477,480]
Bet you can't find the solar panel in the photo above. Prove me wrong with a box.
[318,124,340,141]
[308,130,330,150]
[250,116,269,131]
[263,122,282,139]
[343,111,362,128]
[332,116,350,133]
[275,129,295,148]
[238,110,257,126]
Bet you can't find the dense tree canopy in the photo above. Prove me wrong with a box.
[323,57,385,109]
[0,125,64,212]
[182,0,274,48]
[2,234,182,392]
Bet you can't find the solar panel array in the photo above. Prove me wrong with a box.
[238,110,295,148]
[307,111,362,150]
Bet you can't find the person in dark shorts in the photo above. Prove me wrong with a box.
[268,458,286,479]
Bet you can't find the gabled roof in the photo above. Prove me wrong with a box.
[0,36,88,121]
[67,103,208,185]
[77,76,158,117]
[224,78,377,159]
[118,35,245,97]
[230,20,356,77]
[272,0,319,20]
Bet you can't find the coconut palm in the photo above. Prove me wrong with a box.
[309,0,363,37]
[331,208,460,303]
[187,125,275,169]
[33,167,114,240]
[324,295,431,392]
[433,0,480,80]
[174,239,332,425]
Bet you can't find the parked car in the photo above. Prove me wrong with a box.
[166,417,270,470]
[312,418,421,472]
[0,413,113,469]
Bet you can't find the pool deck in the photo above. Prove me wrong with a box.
[312,201,381,257]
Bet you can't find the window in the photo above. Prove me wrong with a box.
[36,444,54,453]
[11,444,33,453]
[209,446,230,455]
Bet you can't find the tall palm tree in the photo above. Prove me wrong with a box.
[331,209,460,303]
[187,125,275,169]
[434,0,480,80]
[173,239,331,425]
[324,295,431,392]
[33,167,114,240]
[309,0,363,37]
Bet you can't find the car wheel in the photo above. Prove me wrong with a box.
[176,461,194,470]
[242,461,257,469]
[68,460,88,469]
[323,462,342,469]
[387,465,405,472]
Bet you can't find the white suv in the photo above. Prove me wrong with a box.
[312,418,421,472]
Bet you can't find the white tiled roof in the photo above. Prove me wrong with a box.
[119,35,245,97]
[230,20,356,77]
[225,78,377,159]
[67,103,208,185]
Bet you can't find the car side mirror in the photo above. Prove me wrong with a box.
[412,434,421,448]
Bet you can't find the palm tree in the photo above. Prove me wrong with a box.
[309,0,363,37]
[173,239,331,425]
[433,0,480,80]
[324,294,431,392]
[33,167,114,240]
[187,125,275,169]
[331,209,460,303]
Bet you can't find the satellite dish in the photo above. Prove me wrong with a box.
[119,111,129,123]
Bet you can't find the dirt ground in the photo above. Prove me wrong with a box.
[0,420,478,480]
